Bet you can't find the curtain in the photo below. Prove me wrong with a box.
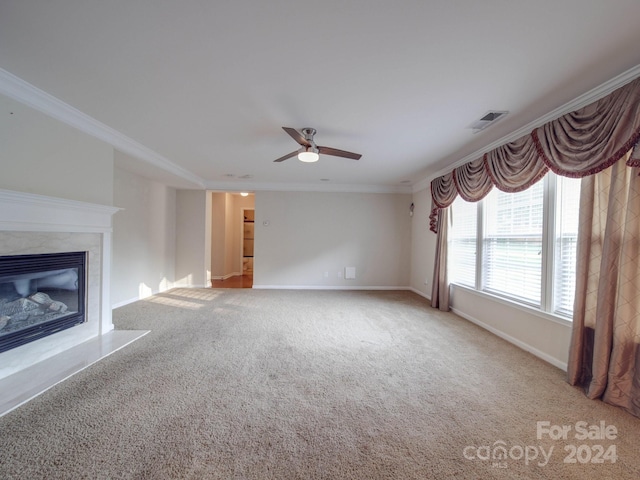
[430,206,450,311]
[567,155,640,417]
[427,75,640,417]
[429,77,640,233]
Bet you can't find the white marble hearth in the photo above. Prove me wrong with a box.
[0,189,149,416]
[0,330,148,417]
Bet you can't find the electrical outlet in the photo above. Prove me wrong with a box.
[324,271,329,278]
[337,271,343,278]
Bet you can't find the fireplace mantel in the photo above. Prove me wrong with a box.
[0,189,120,379]
[0,189,120,233]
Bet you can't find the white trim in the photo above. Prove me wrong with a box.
[251,285,411,291]
[0,68,412,196]
[409,287,431,301]
[451,283,572,328]
[111,297,143,309]
[111,283,176,309]
[0,189,122,379]
[171,283,211,289]
[416,64,640,189]
[0,189,120,233]
[206,181,412,195]
[451,306,568,372]
[0,68,205,189]
[412,177,431,194]
[0,330,149,417]
[100,231,115,333]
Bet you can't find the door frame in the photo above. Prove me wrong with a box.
[240,208,255,275]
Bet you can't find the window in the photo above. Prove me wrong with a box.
[483,182,544,305]
[448,197,477,287]
[553,176,580,316]
[448,173,580,319]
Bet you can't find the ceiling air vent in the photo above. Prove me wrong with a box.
[468,110,509,133]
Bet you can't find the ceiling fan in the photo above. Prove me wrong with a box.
[273,127,362,163]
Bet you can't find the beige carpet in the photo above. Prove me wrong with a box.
[0,288,639,479]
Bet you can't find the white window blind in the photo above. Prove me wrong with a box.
[482,182,544,306]
[448,172,579,319]
[554,176,581,316]
[449,197,477,287]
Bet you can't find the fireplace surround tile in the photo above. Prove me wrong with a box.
[0,232,102,377]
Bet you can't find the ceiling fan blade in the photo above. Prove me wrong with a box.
[282,127,311,147]
[318,146,362,160]
[273,150,299,162]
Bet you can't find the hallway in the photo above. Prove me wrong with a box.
[210,274,253,289]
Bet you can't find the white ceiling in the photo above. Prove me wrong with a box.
[2,1,640,193]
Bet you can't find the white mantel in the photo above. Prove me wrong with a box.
[0,189,120,379]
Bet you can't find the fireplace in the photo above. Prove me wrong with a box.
[0,252,87,354]
[0,189,149,416]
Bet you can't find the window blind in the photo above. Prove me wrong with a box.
[482,182,544,305]
[554,176,581,316]
[449,197,477,287]
[448,172,579,319]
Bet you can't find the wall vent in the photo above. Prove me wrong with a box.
[468,110,509,133]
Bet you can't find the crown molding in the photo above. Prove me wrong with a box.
[204,180,412,195]
[0,68,205,188]
[411,177,431,194]
[416,63,640,190]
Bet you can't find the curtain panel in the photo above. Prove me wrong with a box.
[567,157,640,417]
[429,77,640,233]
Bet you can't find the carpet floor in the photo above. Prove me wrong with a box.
[0,288,639,479]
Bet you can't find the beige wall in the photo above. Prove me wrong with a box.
[112,162,177,307]
[254,191,412,288]
[409,188,435,298]
[449,286,572,369]
[210,192,227,278]
[0,94,113,205]
[175,189,211,287]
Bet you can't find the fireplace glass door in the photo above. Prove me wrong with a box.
[0,252,86,353]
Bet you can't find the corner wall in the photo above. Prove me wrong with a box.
[111,162,177,307]
[175,189,211,288]
[409,189,435,299]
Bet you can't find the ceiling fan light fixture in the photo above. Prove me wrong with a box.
[274,127,360,163]
[298,148,319,163]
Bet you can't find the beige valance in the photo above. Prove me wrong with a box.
[430,77,640,233]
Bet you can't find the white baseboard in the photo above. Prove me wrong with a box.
[451,307,568,371]
[112,297,141,309]
[409,287,431,301]
[251,285,412,291]
[115,285,422,306]
[111,284,187,309]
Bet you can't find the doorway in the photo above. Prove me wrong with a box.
[210,192,255,288]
